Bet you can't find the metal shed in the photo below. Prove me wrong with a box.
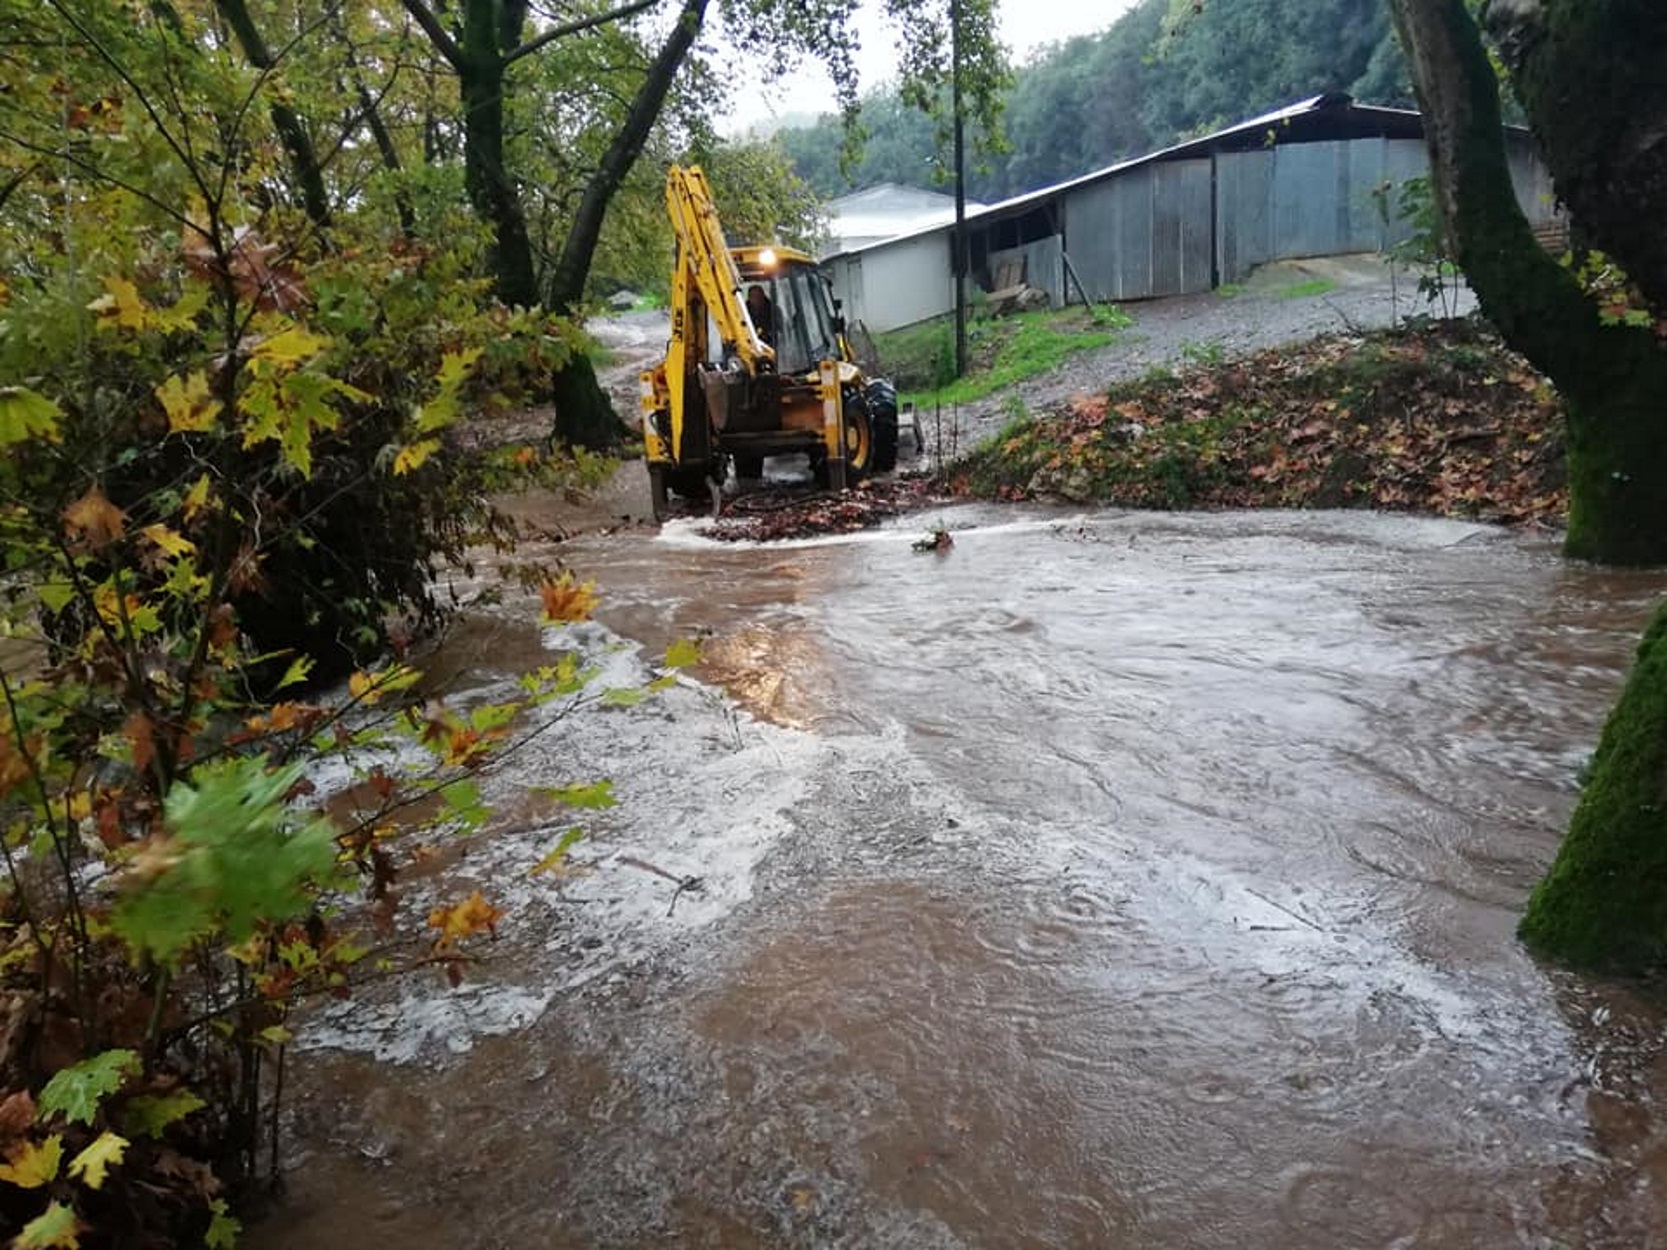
[823,93,1561,333]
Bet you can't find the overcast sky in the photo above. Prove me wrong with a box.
[722,0,1141,133]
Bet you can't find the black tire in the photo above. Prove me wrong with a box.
[840,387,875,482]
[865,378,900,473]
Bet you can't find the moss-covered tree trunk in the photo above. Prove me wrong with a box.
[1519,604,1667,968]
[1390,0,1667,969]
[1391,0,1667,566]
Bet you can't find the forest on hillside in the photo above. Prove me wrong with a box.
[779,0,1414,201]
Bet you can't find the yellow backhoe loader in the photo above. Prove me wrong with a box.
[640,165,898,519]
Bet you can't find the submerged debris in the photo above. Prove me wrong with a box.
[912,525,954,554]
[706,476,945,542]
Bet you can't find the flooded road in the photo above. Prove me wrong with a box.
[256,506,1667,1249]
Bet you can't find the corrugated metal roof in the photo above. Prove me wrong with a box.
[822,93,1487,262]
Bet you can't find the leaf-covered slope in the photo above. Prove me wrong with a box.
[959,319,1568,527]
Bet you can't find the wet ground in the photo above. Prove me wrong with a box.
[255,503,1667,1249]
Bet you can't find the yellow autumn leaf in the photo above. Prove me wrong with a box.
[87,276,149,330]
[181,473,216,524]
[62,486,126,549]
[250,324,328,365]
[426,890,504,949]
[392,438,441,476]
[155,371,222,434]
[0,1134,63,1188]
[347,670,379,704]
[538,575,599,624]
[140,523,196,559]
[67,1131,128,1190]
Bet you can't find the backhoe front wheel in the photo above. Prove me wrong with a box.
[815,396,876,489]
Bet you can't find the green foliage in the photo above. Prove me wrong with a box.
[111,760,340,965]
[876,306,1129,407]
[780,0,1409,199]
[1270,278,1338,301]
[1376,175,1465,317]
[38,1053,140,1127]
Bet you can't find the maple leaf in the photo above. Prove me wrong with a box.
[139,523,196,559]
[38,1050,139,1125]
[0,1134,63,1188]
[427,890,504,949]
[12,1200,82,1249]
[538,575,599,624]
[392,438,441,476]
[87,276,149,330]
[62,486,126,549]
[155,372,222,434]
[0,386,62,447]
[181,474,217,525]
[67,1131,128,1190]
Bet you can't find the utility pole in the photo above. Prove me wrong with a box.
[951,0,968,377]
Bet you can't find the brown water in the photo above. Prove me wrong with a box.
[255,506,1667,1249]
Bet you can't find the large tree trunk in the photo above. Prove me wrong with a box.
[1485,1,1667,310]
[1391,0,1667,972]
[546,0,708,449]
[1518,602,1667,969]
[214,0,332,229]
[1390,0,1667,566]
[460,0,538,308]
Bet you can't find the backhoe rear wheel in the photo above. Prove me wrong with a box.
[866,379,900,473]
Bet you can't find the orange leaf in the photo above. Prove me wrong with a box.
[426,890,505,950]
[63,485,126,548]
[538,575,599,624]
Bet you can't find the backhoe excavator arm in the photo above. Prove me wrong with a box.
[664,165,774,375]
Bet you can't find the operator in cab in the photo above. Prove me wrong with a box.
[745,284,775,349]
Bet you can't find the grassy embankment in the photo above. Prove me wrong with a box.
[955,318,1569,528]
[873,304,1133,408]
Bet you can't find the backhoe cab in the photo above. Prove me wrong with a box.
[641,165,898,519]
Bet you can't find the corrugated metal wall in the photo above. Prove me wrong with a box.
[1063,160,1213,301]
[832,134,1563,328]
[988,236,1066,307]
[1215,137,1433,283]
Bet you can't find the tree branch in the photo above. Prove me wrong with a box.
[400,0,464,70]
[504,0,660,67]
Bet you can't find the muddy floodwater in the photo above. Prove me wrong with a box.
[254,505,1667,1250]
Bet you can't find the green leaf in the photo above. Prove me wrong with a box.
[664,638,701,669]
[274,655,314,691]
[601,687,647,708]
[537,780,617,810]
[67,1131,128,1190]
[0,386,62,447]
[121,1090,206,1139]
[530,827,586,876]
[205,1199,241,1249]
[110,758,340,965]
[38,1051,139,1125]
[36,583,75,614]
[12,1199,81,1248]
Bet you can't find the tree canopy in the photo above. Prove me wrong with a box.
[779,0,1414,201]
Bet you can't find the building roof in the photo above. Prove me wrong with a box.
[823,93,1508,262]
[823,182,986,257]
